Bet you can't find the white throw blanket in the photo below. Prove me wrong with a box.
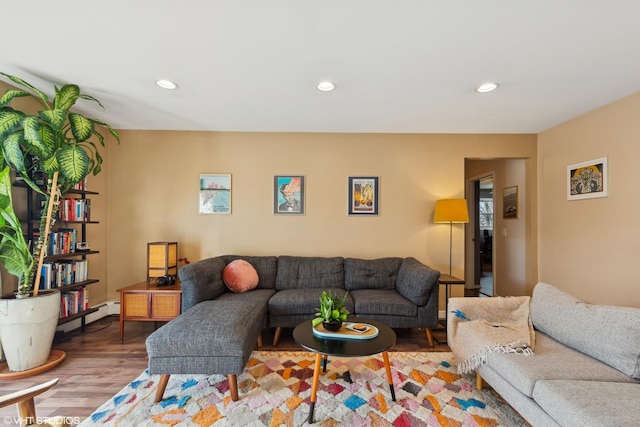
[447,296,534,374]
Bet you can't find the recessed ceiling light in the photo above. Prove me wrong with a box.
[156,79,178,90]
[316,81,336,92]
[476,82,498,93]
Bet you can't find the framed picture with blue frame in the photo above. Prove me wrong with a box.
[274,175,305,215]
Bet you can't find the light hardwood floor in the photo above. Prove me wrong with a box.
[0,316,450,425]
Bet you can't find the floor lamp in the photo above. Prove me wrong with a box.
[434,199,469,276]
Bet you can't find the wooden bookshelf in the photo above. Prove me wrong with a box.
[15,180,102,332]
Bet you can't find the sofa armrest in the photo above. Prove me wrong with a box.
[396,257,440,306]
[178,257,227,312]
[447,296,533,372]
[447,296,532,327]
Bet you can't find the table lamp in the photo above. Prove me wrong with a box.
[434,199,469,275]
[147,242,178,281]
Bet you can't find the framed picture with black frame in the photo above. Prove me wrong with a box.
[348,176,379,215]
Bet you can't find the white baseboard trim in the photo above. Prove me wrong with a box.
[56,300,120,333]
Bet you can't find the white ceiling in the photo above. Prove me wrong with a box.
[2,1,640,134]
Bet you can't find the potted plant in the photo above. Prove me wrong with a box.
[312,290,349,331]
[0,72,119,372]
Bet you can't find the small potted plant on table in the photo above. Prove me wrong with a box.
[312,290,349,331]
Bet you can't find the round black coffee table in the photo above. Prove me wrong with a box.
[293,317,397,423]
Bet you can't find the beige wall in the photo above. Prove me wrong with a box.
[106,131,536,306]
[538,92,640,307]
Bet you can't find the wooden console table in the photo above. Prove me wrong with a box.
[117,280,182,342]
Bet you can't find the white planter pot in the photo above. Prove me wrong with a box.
[0,291,59,372]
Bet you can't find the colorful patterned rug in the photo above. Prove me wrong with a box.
[79,351,526,426]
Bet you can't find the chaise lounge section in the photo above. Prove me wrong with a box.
[146,299,266,402]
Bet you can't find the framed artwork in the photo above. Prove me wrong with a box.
[348,176,379,215]
[199,174,231,214]
[503,186,518,219]
[274,175,305,214]
[567,157,608,201]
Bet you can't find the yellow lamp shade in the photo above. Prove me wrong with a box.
[147,242,178,280]
[434,199,469,223]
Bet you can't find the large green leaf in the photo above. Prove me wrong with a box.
[0,167,11,198]
[0,90,30,108]
[0,166,32,280]
[0,73,49,104]
[0,244,29,278]
[39,109,67,131]
[91,118,120,143]
[2,132,26,172]
[79,93,105,109]
[38,123,56,156]
[57,144,89,183]
[54,84,79,111]
[69,113,94,142]
[85,140,101,174]
[41,153,59,173]
[22,116,49,156]
[0,192,9,207]
[0,108,24,139]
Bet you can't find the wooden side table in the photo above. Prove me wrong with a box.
[117,280,182,342]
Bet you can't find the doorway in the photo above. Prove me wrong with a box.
[472,175,494,296]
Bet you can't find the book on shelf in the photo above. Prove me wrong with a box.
[71,177,88,191]
[60,286,89,318]
[58,198,91,221]
[47,228,77,256]
[39,259,89,290]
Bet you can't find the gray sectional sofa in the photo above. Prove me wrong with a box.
[448,282,640,427]
[146,254,440,402]
[179,255,441,346]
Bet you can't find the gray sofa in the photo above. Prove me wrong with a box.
[178,255,441,346]
[448,282,640,427]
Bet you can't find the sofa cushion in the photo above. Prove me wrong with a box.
[396,257,440,306]
[533,380,640,427]
[222,259,259,293]
[531,282,640,379]
[275,256,345,290]
[220,255,278,289]
[215,288,276,306]
[485,332,636,398]
[146,300,266,376]
[344,257,403,291]
[268,288,354,316]
[146,300,266,358]
[350,289,417,317]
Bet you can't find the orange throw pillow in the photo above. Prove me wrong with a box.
[222,259,259,293]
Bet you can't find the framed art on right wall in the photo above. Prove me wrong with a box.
[567,157,608,201]
[503,186,518,219]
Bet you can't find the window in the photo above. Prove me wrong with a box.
[479,198,493,230]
